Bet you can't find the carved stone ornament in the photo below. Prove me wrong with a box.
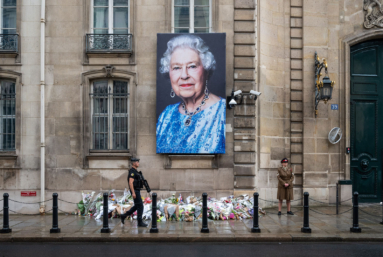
[103,65,115,77]
[364,0,383,28]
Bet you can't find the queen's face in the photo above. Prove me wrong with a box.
[169,47,205,100]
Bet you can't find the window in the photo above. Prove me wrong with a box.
[0,80,15,151]
[173,0,211,33]
[1,0,16,34]
[92,0,129,34]
[90,80,129,151]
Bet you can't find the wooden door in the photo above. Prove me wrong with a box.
[350,39,383,203]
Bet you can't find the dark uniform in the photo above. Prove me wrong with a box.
[121,159,147,226]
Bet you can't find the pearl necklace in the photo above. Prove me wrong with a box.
[181,88,209,126]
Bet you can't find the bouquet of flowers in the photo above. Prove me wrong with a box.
[78,191,95,215]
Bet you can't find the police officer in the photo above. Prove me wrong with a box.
[120,157,148,227]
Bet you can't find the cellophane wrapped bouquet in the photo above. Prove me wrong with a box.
[74,191,266,221]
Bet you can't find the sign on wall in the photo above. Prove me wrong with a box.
[156,33,226,154]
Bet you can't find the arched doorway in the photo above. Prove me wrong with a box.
[350,39,383,203]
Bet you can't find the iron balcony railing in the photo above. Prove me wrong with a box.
[0,34,18,53]
[86,34,133,53]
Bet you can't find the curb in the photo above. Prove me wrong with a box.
[1,234,383,243]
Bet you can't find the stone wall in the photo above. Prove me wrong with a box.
[257,0,300,206]
[302,0,366,203]
[0,0,250,213]
[233,0,257,195]
[0,0,378,213]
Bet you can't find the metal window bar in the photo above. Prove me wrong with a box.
[86,34,133,52]
[112,81,128,150]
[91,82,108,150]
[90,81,129,150]
[0,81,15,151]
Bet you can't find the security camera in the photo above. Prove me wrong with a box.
[250,90,262,96]
[233,90,242,97]
[229,98,237,105]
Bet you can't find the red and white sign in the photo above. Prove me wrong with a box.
[21,191,37,197]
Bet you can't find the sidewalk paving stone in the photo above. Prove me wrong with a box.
[0,206,383,242]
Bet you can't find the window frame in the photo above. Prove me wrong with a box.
[90,0,130,34]
[90,78,130,151]
[0,69,21,167]
[0,0,17,34]
[171,0,212,33]
[0,79,16,151]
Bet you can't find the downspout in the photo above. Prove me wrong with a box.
[40,0,46,213]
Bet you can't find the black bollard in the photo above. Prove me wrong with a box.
[0,193,12,233]
[50,193,61,233]
[301,192,311,233]
[150,193,158,233]
[100,193,110,233]
[336,183,339,215]
[251,192,261,233]
[350,191,361,233]
[200,193,209,233]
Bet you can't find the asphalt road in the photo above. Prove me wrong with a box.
[1,242,383,257]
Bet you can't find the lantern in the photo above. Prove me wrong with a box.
[320,75,334,102]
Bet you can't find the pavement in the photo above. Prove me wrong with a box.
[0,205,382,242]
[2,242,383,257]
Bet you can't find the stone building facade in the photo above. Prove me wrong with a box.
[0,0,382,213]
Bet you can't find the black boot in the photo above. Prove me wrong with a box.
[138,220,148,227]
[287,211,294,215]
[121,214,127,224]
[277,211,281,215]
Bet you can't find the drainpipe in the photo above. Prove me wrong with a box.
[40,0,46,213]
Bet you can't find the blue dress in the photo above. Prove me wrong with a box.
[156,98,226,154]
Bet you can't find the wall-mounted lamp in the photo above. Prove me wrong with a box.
[314,52,335,117]
[227,89,261,109]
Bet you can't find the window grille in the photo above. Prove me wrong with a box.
[90,80,128,150]
[0,80,15,151]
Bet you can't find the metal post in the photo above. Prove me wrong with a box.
[251,192,261,233]
[50,193,60,233]
[336,183,339,215]
[100,193,110,233]
[350,191,361,233]
[150,193,158,233]
[0,193,12,233]
[301,192,311,233]
[201,193,209,233]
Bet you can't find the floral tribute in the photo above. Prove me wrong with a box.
[73,191,266,221]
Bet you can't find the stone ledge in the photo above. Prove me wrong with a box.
[3,234,383,243]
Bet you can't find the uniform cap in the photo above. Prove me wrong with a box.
[281,158,288,163]
[131,157,140,162]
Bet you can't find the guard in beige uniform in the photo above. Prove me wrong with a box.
[277,158,294,215]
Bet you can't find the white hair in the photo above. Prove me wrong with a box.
[159,35,216,77]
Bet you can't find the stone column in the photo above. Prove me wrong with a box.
[290,0,303,187]
[233,0,257,194]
